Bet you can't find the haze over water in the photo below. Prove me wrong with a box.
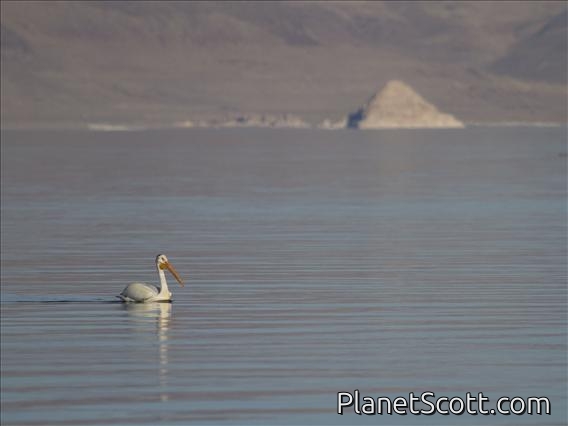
[1,127,566,425]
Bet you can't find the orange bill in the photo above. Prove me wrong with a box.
[165,262,184,287]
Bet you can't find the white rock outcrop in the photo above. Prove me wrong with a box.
[348,80,464,129]
[318,117,348,129]
[220,113,310,128]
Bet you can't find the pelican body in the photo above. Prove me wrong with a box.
[118,254,184,303]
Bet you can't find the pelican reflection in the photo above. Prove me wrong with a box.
[123,302,171,402]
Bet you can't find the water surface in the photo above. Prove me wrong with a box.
[1,127,566,425]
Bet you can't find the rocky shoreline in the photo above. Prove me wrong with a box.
[168,81,465,130]
[80,81,567,132]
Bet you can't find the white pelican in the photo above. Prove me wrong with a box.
[118,254,184,303]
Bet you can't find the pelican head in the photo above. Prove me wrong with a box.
[156,254,184,287]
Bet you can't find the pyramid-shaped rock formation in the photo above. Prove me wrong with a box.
[348,80,464,129]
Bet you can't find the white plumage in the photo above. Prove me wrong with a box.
[118,254,184,303]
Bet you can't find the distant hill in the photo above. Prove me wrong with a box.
[1,1,566,128]
[490,9,567,84]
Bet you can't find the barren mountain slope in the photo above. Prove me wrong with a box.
[1,1,566,127]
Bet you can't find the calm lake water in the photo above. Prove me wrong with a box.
[1,127,566,425]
